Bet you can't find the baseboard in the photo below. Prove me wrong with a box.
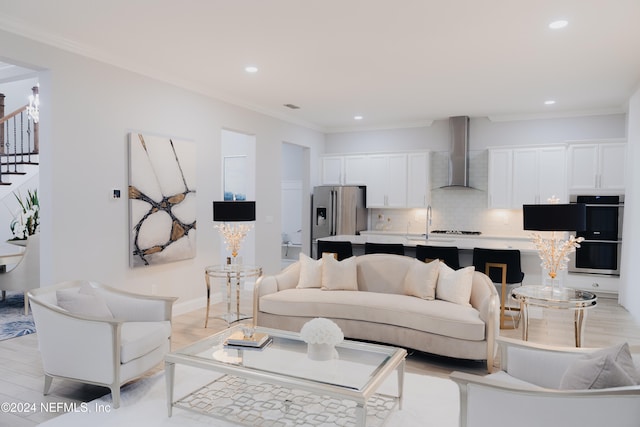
[173,293,224,317]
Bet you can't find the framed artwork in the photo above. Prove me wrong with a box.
[128,133,196,267]
[223,155,247,201]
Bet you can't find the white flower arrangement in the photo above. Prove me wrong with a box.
[9,189,40,240]
[300,318,344,346]
[531,232,584,279]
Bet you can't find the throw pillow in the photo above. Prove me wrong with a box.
[404,258,440,300]
[588,342,640,384]
[560,353,636,389]
[56,286,114,319]
[321,253,358,291]
[435,263,474,307]
[297,253,323,289]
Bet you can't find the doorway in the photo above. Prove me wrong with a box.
[281,142,307,268]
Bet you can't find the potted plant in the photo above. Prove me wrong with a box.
[8,189,39,245]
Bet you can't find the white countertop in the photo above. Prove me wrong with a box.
[318,233,537,253]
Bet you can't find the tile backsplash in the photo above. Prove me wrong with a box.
[369,150,527,237]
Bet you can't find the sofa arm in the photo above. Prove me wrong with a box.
[450,370,640,427]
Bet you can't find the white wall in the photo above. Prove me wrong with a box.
[619,87,640,319]
[0,29,325,312]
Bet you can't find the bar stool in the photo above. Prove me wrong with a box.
[364,242,405,256]
[472,248,524,329]
[415,245,460,270]
[316,240,353,261]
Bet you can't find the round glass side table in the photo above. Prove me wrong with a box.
[511,286,597,347]
[204,264,262,328]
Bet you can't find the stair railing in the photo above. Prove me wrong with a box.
[0,96,39,186]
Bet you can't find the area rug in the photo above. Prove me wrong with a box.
[0,291,35,341]
[37,365,459,427]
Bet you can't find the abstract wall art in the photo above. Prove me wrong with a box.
[128,133,196,267]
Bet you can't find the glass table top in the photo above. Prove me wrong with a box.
[511,285,597,308]
[168,325,405,392]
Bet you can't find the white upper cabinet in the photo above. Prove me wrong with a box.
[568,142,626,193]
[538,146,568,203]
[489,145,567,209]
[320,151,429,208]
[320,156,343,185]
[488,149,513,209]
[407,152,431,207]
[343,155,369,185]
[367,154,408,208]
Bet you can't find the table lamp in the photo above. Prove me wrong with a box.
[213,201,256,262]
[523,202,586,287]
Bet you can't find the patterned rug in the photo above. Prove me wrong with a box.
[0,291,36,341]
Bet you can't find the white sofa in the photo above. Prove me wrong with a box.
[450,336,640,427]
[255,253,499,371]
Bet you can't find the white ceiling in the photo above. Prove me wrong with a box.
[1,0,639,132]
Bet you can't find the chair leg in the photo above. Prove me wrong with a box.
[43,374,53,395]
[24,291,29,315]
[111,385,121,409]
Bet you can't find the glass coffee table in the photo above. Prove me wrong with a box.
[511,285,597,347]
[165,325,406,426]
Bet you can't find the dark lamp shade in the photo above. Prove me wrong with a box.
[523,203,586,231]
[213,201,256,222]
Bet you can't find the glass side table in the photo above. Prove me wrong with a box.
[204,264,262,328]
[511,285,597,347]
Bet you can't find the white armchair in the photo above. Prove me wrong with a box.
[0,233,39,314]
[28,280,177,408]
[450,336,640,427]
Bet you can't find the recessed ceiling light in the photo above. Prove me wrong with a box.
[544,100,556,105]
[549,20,568,29]
[245,66,258,73]
[354,115,363,120]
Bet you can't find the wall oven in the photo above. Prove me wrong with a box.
[569,195,623,276]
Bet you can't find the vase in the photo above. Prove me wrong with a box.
[307,343,337,361]
[544,275,562,295]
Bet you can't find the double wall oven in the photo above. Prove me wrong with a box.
[569,195,624,276]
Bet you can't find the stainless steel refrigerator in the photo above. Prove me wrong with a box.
[312,185,367,242]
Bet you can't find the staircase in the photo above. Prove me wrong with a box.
[0,89,39,199]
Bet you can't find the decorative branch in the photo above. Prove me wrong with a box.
[531,232,584,278]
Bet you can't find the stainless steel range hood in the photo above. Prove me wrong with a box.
[444,116,471,188]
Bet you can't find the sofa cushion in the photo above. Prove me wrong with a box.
[260,289,485,341]
[56,284,114,319]
[404,258,440,300]
[355,254,413,294]
[120,321,172,364]
[436,264,474,307]
[560,352,636,390]
[321,254,358,291]
[297,253,322,289]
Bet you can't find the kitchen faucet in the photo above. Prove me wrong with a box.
[425,205,432,240]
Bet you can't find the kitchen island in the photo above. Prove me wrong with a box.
[315,232,619,295]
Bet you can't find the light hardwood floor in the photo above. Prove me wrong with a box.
[1,294,639,426]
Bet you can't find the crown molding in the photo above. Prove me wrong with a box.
[487,107,627,122]
[324,119,435,134]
